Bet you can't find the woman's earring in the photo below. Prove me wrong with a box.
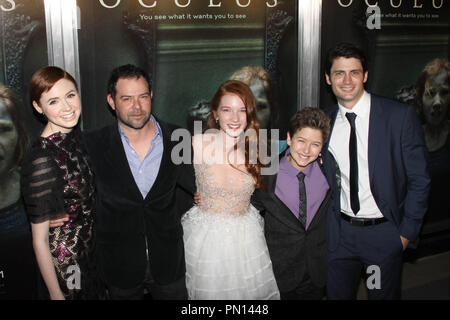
[215,119,218,124]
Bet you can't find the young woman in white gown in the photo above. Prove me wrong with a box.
[182,80,280,300]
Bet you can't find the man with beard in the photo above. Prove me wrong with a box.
[52,64,195,299]
[93,64,196,299]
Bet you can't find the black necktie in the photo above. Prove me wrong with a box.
[297,172,307,227]
[345,112,360,214]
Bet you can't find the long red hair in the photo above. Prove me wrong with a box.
[206,80,265,189]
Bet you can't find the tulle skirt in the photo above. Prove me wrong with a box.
[181,205,280,300]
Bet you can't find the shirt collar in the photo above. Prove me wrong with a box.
[337,90,370,120]
[281,148,316,178]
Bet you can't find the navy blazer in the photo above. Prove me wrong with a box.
[322,94,431,252]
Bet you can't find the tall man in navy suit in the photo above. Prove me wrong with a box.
[322,43,430,299]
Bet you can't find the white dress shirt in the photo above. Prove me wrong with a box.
[329,91,383,218]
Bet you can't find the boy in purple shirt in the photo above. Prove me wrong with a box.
[252,107,331,299]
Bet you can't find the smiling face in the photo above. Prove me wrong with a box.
[0,99,18,177]
[287,127,324,171]
[326,57,368,110]
[33,78,81,136]
[213,93,248,138]
[422,70,449,127]
[107,76,152,131]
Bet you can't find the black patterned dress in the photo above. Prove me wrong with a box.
[21,128,102,300]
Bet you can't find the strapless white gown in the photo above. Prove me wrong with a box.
[182,161,280,300]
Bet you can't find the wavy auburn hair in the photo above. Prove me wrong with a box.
[206,80,265,189]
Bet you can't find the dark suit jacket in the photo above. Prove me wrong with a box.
[84,119,195,289]
[252,154,331,292]
[322,94,431,252]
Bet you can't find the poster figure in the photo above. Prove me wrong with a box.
[394,58,450,175]
[395,57,450,245]
[415,58,450,155]
[0,83,36,299]
[413,58,450,230]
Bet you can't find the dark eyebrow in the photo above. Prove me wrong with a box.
[333,69,362,73]
[120,92,150,99]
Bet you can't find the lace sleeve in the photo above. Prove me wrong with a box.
[20,146,66,224]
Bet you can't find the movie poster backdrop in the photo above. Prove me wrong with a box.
[0,0,298,299]
[320,0,450,239]
[77,0,298,138]
[2,0,448,300]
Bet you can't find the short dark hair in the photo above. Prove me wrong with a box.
[288,107,331,143]
[107,64,152,99]
[325,42,368,76]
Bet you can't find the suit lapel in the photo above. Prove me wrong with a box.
[265,173,277,193]
[106,124,143,200]
[368,95,384,183]
[324,106,338,153]
[323,106,338,188]
[264,171,305,231]
[145,120,171,200]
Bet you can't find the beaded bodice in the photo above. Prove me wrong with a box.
[195,163,255,217]
[194,164,254,216]
[192,133,256,217]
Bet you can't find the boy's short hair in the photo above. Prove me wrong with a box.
[288,107,331,143]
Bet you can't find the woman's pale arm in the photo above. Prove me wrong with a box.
[49,215,69,228]
[31,221,65,300]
